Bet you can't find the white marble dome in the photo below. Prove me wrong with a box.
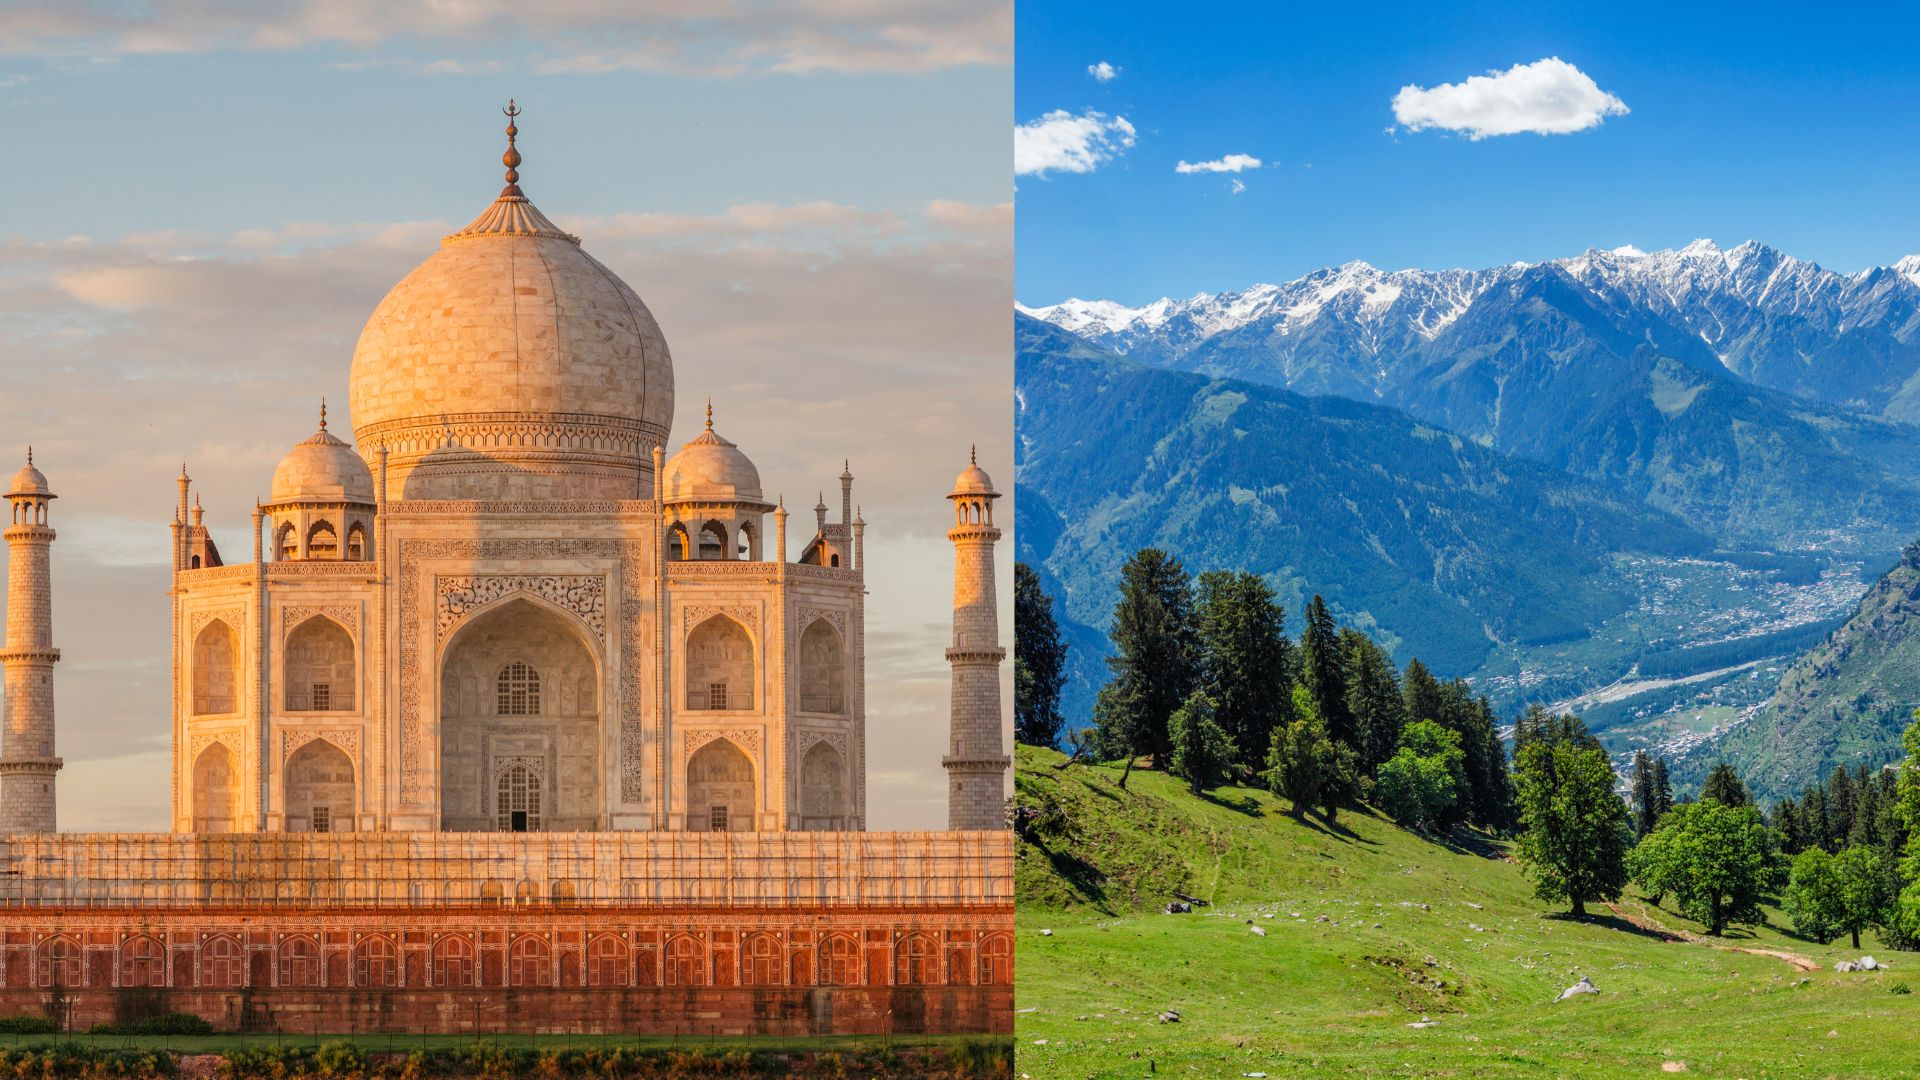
[949,453,997,497]
[271,421,374,505]
[664,422,767,506]
[347,190,675,500]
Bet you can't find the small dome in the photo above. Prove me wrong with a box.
[7,455,50,498]
[664,421,765,505]
[949,448,997,498]
[271,421,374,505]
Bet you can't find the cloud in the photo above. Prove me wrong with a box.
[1392,57,1627,140]
[1087,60,1117,82]
[1229,179,1245,194]
[0,1,1011,77]
[1174,153,1261,174]
[1014,109,1136,177]
[0,195,1011,832]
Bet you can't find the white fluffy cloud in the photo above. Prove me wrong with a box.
[0,0,1011,76]
[1087,60,1118,82]
[1174,153,1261,174]
[1014,108,1136,177]
[1391,56,1628,140]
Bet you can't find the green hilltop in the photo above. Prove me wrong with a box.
[1015,745,1920,1078]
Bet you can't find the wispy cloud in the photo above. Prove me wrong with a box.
[1087,60,1118,82]
[0,1,1011,77]
[1392,56,1628,140]
[1229,179,1245,194]
[1174,153,1261,174]
[1014,108,1136,177]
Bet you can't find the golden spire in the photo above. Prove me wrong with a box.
[319,398,328,431]
[705,398,714,431]
[501,99,523,198]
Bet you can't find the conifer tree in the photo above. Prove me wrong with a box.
[1301,596,1355,750]
[1630,750,1658,838]
[1341,630,1406,774]
[1194,571,1292,774]
[1650,756,1674,820]
[1167,691,1235,795]
[1013,563,1069,749]
[1402,658,1443,728]
[1702,763,1752,808]
[1264,685,1335,818]
[1095,548,1197,773]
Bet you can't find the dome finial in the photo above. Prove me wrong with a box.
[705,397,714,431]
[501,98,523,198]
[318,398,328,431]
[970,443,977,465]
[24,446,31,467]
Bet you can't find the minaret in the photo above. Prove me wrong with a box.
[943,447,1008,831]
[1,450,62,833]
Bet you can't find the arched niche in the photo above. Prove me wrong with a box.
[798,619,845,714]
[193,741,237,833]
[192,619,240,716]
[800,740,848,829]
[285,616,355,712]
[687,738,754,832]
[438,596,602,832]
[686,615,754,712]
[285,738,355,833]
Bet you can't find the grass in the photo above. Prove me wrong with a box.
[1015,744,1920,1078]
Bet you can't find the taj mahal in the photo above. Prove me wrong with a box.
[0,106,1011,1036]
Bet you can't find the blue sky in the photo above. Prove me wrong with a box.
[0,3,1011,831]
[1015,0,1920,304]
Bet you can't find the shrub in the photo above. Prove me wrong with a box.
[0,1014,56,1034]
[127,1012,216,1036]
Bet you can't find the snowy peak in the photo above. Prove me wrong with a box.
[1025,241,1920,369]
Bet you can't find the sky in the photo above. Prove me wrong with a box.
[0,1,1012,832]
[1015,0,1920,305]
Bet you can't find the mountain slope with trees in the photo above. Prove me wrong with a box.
[1017,312,1718,721]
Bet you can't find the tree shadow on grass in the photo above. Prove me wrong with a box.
[1032,839,1107,906]
[1544,910,1684,944]
[1197,790,1263,817]
[1283,810,1381,848]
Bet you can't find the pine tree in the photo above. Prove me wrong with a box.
[1631,751,1658,838]
[1402,659,1444,731]
[1013,563,1069,749]
[1167,691,1235,795]
[1650,757,1674,820]
[1095,548,1197,772]
[1301,596,1355,751]
[1342,630,1406,774]
[1264,685,1334,818]
[1514,739,1632,918]
[1194,571,1292,774]
[1701,763,1751,808]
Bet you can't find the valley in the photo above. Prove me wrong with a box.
[1018,239,1920,799]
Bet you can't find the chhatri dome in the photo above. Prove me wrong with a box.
[348,100,674,500]
[8,449,51,498]
[269,403,374,505]
[663,402,767,506]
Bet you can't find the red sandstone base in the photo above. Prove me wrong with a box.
[0,905,1013,1036]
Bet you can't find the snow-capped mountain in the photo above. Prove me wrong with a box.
[1020,241,1920,416]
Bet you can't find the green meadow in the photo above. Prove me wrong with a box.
[1015,745,1920,1079]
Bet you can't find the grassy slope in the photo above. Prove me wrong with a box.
[1015,745,1920,1079]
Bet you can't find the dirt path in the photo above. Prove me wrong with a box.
[1604,900,1821,972]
